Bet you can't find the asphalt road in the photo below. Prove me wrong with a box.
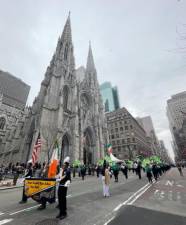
[0,168,185,225]
[109,168,186,225]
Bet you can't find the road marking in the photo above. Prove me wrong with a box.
[165,180,174,186]
[9,205,39,216]
[168,190,173,201]
[123,183,150,205]
[9,194,72,216]
[176,184,184,188]
[177,192,181,202]
[159,191,165,200]
[113,203,122,212]
[127,184,152,205]
[103,216,115,225]
[0,219,13,225]
[154,189,159,195]
[113,182,151,212]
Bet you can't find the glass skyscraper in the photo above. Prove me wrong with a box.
[100,82,120,112]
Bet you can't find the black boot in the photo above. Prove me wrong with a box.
[37,204,46,210]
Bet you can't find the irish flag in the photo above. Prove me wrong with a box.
[48,140,60,178]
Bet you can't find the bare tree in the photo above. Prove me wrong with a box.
[41,124,58,164]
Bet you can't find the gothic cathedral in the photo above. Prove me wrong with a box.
[20,15,108,165]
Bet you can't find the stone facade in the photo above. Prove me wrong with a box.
[0,90,30,164]
[0,70,30,164]
[3,15,107,165]
[106,107,151,160]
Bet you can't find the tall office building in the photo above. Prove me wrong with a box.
[0,70,30,110]
[100,82,120,112]
[167,91,186,131]
[106,108,151,159]
[136,116,159,155]
[167,91,186,160]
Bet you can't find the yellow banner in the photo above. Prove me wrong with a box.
[24,179,56,197]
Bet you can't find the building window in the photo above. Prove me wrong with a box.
[115,122,118,127]
[0,117,6,130]
[111,129,114,134]
[112,141,115,145]
[63,86,69,111]
[132,137,135,142]
[116,134,119,138]
[125,126,128,130]
[118,146,121,152]
[105,99,109,112]
[127,138,130,143]
[130,125,133,129]
[111,135,115,139]
[122,139,125,144]
[124,121,127,124]
[120,127,123,131]
[117,140,120,145]
[64,44,68,60]
[115,128,118,132]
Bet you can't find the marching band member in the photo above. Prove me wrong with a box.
[56,156,71,220]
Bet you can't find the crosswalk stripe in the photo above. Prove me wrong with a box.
[0,219,13,225]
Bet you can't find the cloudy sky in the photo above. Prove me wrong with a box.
[0,0,186,160]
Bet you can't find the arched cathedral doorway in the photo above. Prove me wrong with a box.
[60,134,69,166]
[83,127,95,165]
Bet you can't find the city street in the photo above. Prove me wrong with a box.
[0,168,185,225]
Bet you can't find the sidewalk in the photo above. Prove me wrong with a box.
[0,179,23,190]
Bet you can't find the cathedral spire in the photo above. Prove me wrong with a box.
[86,41,96,72]
[61,12,72,43]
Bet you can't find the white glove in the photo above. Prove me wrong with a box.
[64,180,70,187]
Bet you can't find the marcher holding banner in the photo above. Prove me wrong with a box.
[56,156,71,220]
[19,163,33,204]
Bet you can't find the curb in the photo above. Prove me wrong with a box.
[0,185,23,191]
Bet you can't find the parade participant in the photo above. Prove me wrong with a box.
[136,161,142,179]
[96,163,100,178]
[101,160,106,196]
[37,163,49,210]
[152,163,158,181]
[133,161,138,174]
[13,163,20,186]
[19,163,33,204]
[112,163,119,182]
[56,157,71,220]
[121,162,128,180]
[146,164,153,184]
[103,165,110,197]
[80,163,86,180]
[177,163,183,177]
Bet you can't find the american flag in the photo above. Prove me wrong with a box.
[32,133,41,165]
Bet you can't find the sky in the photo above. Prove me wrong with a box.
[0,0,186,160]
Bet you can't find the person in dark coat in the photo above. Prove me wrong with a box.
[56,157,71,220]
[121,163,128,180]
[96,164,100,178]
[80,164,86,180]
[136,162,142,180]
[146,164,153,184]
[152,163,158,181]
